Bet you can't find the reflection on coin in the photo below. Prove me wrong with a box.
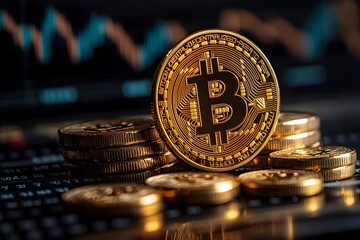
[274,112,320,136]
[146,172,239,205]
[61,184,162,217]
[262,130,321,153]
[152,29,280,171]
[238,169,323,197]
[58,119,159,148]
[270,146,357,169]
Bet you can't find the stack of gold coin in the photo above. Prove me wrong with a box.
[244,111,321,169]
[58,119,179,183]
[269,146,357,182]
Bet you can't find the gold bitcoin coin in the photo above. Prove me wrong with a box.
[262,130,321,153]
[58,119,159,148]
[319,164,356,182]
[65,151,177,175]
[146,172,239,205]
[62,139,167,161]
[274,112,320,136]
[152,29,280,171]
[269,146,357,169]
[61,184,162,217]
[238,169,323,197]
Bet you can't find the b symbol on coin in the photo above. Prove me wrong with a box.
[186,55,247,148]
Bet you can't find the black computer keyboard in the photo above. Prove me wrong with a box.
[1,131,360,240]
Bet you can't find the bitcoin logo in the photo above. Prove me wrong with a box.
[152,29,280,171]
[186,56,247,146]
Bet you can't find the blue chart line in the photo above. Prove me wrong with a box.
[0,1,359,70]
[0,7,178,70]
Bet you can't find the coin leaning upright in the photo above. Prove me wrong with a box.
[152,29,280,171]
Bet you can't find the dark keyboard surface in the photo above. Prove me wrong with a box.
[1,131,360,240]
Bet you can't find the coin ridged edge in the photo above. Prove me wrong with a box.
[99,161,182,183]
[319,164,356,182]
[159,187,239,205]
[274,112,320,136]
[240,179,323,197]
[262,130,321,152]
[238,170,323,197]
[58,120,159,148]
[270,147,357,169]
[62,140,167,161]
[65,152,177,174]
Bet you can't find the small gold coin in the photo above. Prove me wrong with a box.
[270,146,357,169]
[146,172,239,205]
[61,184,162,217]
[58,119,159,148]
[274,112,320,136]
[152,29,280,171]
[65,151,177,175]
[262,130,321,153]
[62,139,167,161]
[238,169,323,197]
[319,164,356,182]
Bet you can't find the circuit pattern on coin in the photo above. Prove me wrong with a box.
[153,29,280,171]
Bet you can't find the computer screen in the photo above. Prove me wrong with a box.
[1,0,359,121]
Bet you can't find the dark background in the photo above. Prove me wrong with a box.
[1,0,359,134]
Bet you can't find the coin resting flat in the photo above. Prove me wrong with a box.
[146,172,239,205]
[58,119,159,148]
[152,29,280,171]
[238,169,323,197]
[61,184,162,217]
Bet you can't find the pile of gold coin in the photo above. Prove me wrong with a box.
[58,119,179,183]
[60,29,359,218]
[244,112,321,169]
[269,146,357,182]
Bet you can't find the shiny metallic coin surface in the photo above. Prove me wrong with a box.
[262,130,321,153]
[65,151,177,174]
[274,112,320,136]
[152,29,280,171]
[61,184,162,216]
[238,169,323,197]
[58,119,159,148]
[146,172,239,204]
[270,146,357,169]
[62,139,167,161]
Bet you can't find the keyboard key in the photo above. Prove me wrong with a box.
[67,223,86,235]
[18,219,37,231]
[41,216,59,228]
[92,220,109,232]
[0,222,14,234]
[48,227,64,238]
[110,218,130,229]
[61,214,79,225]
[6,210,22,219]
[26,230,44,240]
